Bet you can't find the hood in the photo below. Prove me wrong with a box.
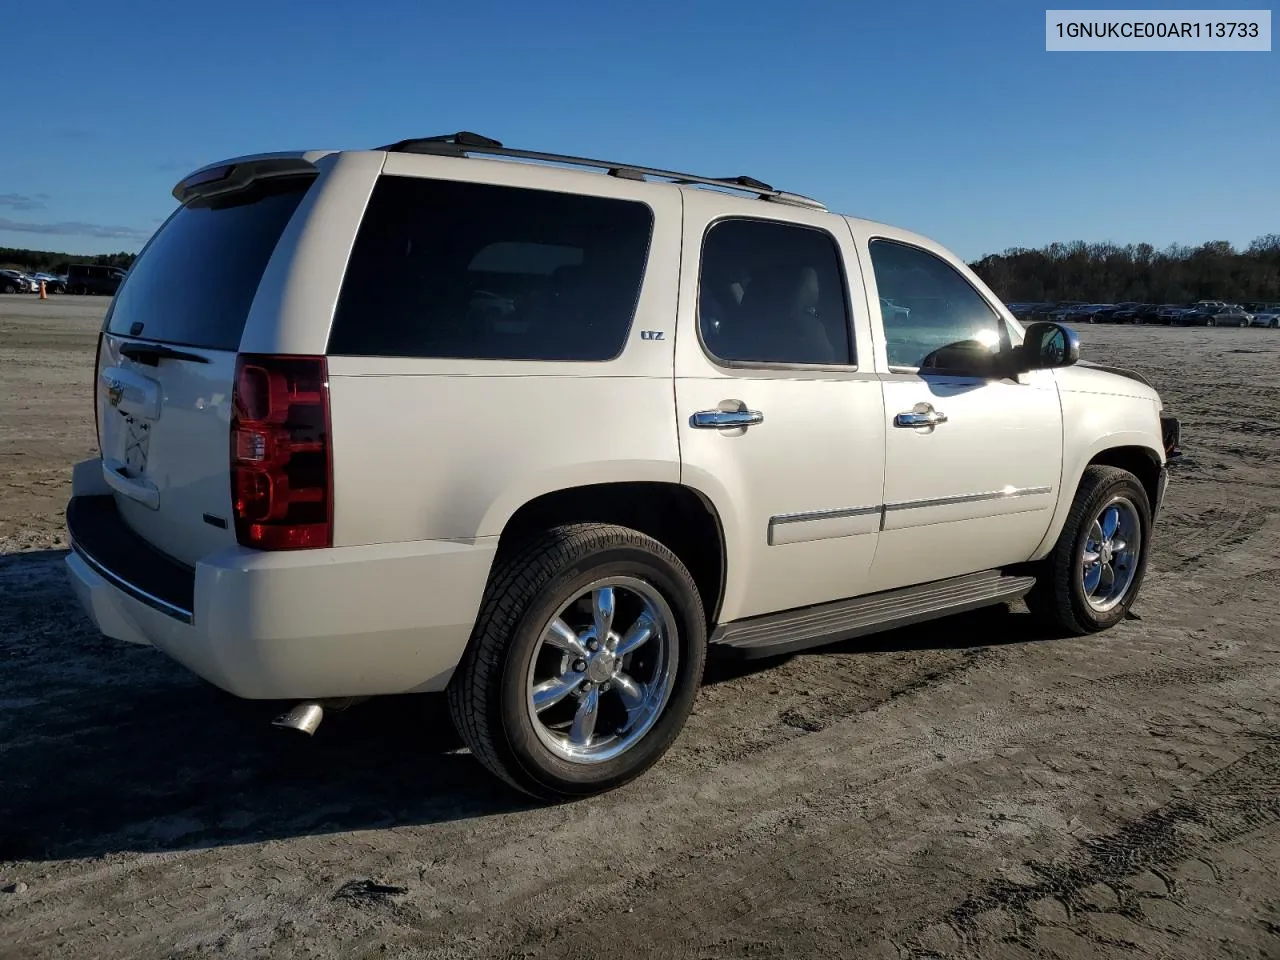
[1075,360,1153,389]
[1056,361,1160,402]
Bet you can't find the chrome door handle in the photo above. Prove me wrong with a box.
[894,408,948,428]
[691,408,764,429]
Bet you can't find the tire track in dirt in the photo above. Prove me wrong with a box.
[1168,505,1274,572]
[434,655,1277,960]
[898,732,1280,959]
[683,646,993,770]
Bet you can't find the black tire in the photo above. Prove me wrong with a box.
[2,284,15,294]
[447,523,706,800]
[1025,465,1152,636]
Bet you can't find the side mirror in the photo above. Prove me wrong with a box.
[1018,321,1079,372]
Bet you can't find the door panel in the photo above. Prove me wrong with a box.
[868,373,1061,591]
[853,231,1063,592]
[677,377,885,621]
[674,191,885,624]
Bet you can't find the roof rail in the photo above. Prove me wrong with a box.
[373,132,827,211]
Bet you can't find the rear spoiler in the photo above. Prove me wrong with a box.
[172,150,337,203]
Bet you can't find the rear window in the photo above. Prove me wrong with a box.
[105,175,313,350]
[327,175,654,361]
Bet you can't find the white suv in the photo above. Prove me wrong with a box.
[64,132,1181,799]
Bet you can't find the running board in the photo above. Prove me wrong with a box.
[710,569,1037,658]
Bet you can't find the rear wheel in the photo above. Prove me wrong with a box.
[448,523,706,800]
[1025,465,1152,636]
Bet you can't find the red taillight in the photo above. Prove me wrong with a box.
[230,354,332,550]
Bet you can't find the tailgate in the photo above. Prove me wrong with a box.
[96,172,316,567]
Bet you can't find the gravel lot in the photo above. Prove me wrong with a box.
[1,293,1278,960]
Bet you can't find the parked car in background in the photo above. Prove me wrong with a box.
[1155,305,1190,324]
[67,263,127,296]
[1174,304,1250,327]
[1006,302,1051,322]
[1107,304,1141,323]
[1247,307,1278,328]
[1087,304,1122,323]
[1173,306,1216,326]
[32,272,67,293]
[1209,305,1252,327]
[1072,303,1118,324]
[0,269,37,293]
[1047,302,1087,323]
[1094,302,1147,323]
[1020,302,1062,322]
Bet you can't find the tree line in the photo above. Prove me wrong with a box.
[0,247,137,275]
[970,234,1280,305]
[4,234,1279,306]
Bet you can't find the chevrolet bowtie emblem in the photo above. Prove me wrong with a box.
[107,378,125,408]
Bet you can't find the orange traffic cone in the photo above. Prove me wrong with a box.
[39,280,47,300]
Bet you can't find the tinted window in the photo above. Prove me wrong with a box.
[327,176,653,361]
[698,218,853,365]
[105,176,313,350]
[868,239,1004,370]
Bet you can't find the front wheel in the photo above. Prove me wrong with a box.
[448,523,706,800]
[1025,465,1152,636]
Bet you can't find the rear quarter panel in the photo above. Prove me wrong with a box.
[322,158,684,545]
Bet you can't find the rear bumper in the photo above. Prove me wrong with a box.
[65,490,497,699]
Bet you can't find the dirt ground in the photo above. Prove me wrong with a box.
[1,293,1277,960]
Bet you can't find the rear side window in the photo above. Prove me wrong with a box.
[698,218,853,366]
[106,176,313,350]
[327,176,654,361]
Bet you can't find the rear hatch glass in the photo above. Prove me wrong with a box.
[96,174,314,566]
[105,175,312,349]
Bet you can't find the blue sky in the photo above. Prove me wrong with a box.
[0,0,1275,261]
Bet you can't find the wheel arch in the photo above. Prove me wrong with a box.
[1086,445,1162,513]
[1029,432,1164,562]
[493,481,728,627]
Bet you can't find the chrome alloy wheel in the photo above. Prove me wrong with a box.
[525,576,678,764]
[1081,496,1142,613]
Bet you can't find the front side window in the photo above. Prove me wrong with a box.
[328,176,653,361]
[698,218,854,366]
[868,239,1005,371]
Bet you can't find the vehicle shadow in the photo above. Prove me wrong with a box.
[1,549,1055,863]
[703,602,1059,685]
[0,549,533,865]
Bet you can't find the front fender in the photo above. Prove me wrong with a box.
[1029,427,1163,562]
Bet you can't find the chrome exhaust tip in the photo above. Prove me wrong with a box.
[270,697,368,736]
[272,701,325,735]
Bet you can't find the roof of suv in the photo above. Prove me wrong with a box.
[170,132,960,264]
[173,131,828,209]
